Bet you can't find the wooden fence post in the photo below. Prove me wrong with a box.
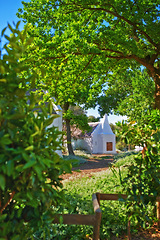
[93,210,102,240]
[53,193,160,239]
[157,201,160,227]
[127,216,131,240]
[92,194,102,240]
[96,192,101,206]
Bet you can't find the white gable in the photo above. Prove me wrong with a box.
[92,114,116,154]
[71,114,116,155]
[92,114,114,136]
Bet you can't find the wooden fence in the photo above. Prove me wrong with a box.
[96,193,160,240]
[53,193,101,240]
[53,193,160,240]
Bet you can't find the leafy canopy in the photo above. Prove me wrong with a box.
[98,68,155,120]
[18,0,160,109]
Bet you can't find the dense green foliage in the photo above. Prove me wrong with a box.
[120,110,160,227]
[115,120,135,151]
[18,0,160,110]
[17,1,160,156]
[0,24,71,239]
[2,0,158,238]
[64,105,91,133]
[87,115,100,122]
[98,69,155,119]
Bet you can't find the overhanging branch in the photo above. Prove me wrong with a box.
[62,2,158,49]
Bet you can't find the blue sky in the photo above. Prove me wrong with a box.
[0,0,27,30]
[0,0,127,124]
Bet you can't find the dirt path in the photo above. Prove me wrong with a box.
[61,155,113,181]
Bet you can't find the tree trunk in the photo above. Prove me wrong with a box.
[63,102,75,155]
[65,118,75,155]
[154,70,160,110]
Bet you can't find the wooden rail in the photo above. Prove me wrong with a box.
[53,193,102,240]
[96,193,160,240]
[53,193,160,240]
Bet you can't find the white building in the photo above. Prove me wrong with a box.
[72,114,116,154]
[27,89,63,156]
[92,114,116,154]
[47,102,63,157]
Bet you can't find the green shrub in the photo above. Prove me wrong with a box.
[121,110,160,228]
[116,141,127,151]
[63,155,87,167]
[113,151,138,167]
[0,23,71,239]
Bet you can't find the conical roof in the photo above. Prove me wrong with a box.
[92,114,114,135]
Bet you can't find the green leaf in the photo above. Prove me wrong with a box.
[7,23,14,33]
[44,114,59,127]
[0,213,7,221]
[0,79,7,83]
[0,174,5,190]
[16,20,21,29]
[9,113,26,120]
[0,65,6,74]
[6,160,14,176]
[23,160,36,169]
[4,35,11,41]
[25,145,34,151]
[22,152,30,161]
[33,165,43,180]
[1,27,7,37]
[0,137,12,145]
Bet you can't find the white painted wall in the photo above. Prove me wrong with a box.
[72,114,116,154]
[47,102,62,157]
[92,114,116,154]
[72,138,92,153]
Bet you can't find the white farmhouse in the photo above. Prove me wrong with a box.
[27,89,63,156]
[47,102,63,157]
[92,114,116,154]
[72,114,116,154]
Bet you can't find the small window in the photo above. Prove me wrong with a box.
[106,142,113,151]
[95,141,97,145]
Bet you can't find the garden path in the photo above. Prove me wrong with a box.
[61,155,113,181]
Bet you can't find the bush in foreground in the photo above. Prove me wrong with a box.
[0,24,70,239]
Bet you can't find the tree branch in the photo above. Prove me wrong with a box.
[63,3,158,49]
[76,54,94,79]
[93,42,124,56]
[0,191,15,214]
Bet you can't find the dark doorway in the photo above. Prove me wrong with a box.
[106,142,113,151]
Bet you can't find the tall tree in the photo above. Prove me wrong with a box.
[98,68,155,120]
[88,115,100,122]
[18,0,160,109]
[48,72,104,155]
[17,1,108,155]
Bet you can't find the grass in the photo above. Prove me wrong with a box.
[51,152,137,239]
[63,170,129,240]
[35,151,157,239]
[62,154,87,167]
[112,151,139,168]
